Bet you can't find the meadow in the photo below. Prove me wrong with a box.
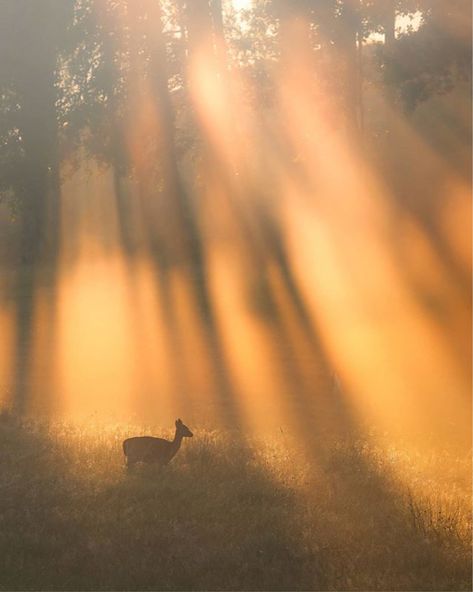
[0,412,470,591]
[0,2,470,590]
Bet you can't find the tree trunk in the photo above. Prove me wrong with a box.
[337,0,363,136]
[18,66,60,264]
[384,0,396,48]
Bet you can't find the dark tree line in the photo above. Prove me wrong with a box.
[0,0,470,262]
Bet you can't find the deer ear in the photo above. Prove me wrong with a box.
[176,419,182,426]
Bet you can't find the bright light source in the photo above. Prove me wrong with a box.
[397,11,422,35]
[232,0,252,10]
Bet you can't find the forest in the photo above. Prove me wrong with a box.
[0,1,471,590]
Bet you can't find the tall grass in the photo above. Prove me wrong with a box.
[0,413,470,590]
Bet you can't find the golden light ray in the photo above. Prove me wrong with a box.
[57,254,137,420]
[0,4,469,465]
[270,42,471,447]
[0,301,16,405]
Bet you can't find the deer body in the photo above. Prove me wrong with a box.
[123,419,193,467]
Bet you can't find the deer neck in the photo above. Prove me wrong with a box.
[172,430,183,451]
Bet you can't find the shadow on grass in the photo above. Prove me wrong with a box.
[0,416,324,591]
[302,436,471,591]
[0,413,470,591]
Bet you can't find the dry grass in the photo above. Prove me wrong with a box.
[0,413,470,591]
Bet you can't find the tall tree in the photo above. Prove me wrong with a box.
[380,0,471,110]
[0,1,74,262]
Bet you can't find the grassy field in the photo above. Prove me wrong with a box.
[0,412,470,591]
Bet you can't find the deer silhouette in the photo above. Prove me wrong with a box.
[123,419,193,467]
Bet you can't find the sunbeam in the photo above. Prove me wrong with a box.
[0,1,470,588]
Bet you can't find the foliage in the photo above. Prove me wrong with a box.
[377,0,471,110]
[0,0,470,252]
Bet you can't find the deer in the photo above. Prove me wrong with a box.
[123,419,193,467]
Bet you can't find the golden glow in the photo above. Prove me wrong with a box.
[0,8,470,462]
[232,0,252,10]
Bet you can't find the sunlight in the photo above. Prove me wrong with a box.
[0,302,15,406]
[232,0,252,10]
[397,11,422,35]
[0,0,469,451]
[368,11,422,43]
[0,1,470,589]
